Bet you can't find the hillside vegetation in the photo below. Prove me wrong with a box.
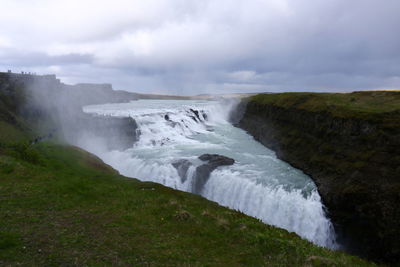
[251,91,400,122]
[0,81,375,265]
[239,91,400,263]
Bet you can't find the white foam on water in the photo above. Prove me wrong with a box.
[83,99,338,249]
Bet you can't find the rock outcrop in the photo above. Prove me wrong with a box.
[172,159,192,183]
[237,92,400,263]
[68,114,138,151]
[193,154,235,194]
[0,71,139,151]
[172,154,235,194]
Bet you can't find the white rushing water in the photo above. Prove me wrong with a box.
[82,99,337,248]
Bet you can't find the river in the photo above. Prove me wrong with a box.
[82,99,337,248]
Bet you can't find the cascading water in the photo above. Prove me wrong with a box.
[82,99,338,249]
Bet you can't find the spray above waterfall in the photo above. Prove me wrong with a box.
[83,99,338,249]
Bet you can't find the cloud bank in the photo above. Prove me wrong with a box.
[1,0,399,94]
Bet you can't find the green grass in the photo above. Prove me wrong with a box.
[0,142,374,266]
[251,91,400,120]
[0,121,29,143]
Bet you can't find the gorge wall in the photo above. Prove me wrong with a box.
[0,71,138,151]
[237,92,400,263]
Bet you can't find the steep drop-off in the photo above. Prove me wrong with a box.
[0,74,375,266]
[238,92,400,263]
[0,72,138,151]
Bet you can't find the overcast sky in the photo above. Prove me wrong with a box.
[1,0,399,95]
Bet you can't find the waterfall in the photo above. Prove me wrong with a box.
[83,99,338,249]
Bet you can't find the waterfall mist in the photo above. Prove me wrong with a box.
[83,98,338,249]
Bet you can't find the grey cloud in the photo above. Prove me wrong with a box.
[0,51,93,67]
[1,0,400,94]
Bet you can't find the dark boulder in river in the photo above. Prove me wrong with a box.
[198,154,235,166]
[193,154,235,194]
[172,154,235,194]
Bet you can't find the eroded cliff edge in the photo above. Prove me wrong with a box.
[0,71,138,151]
[237,91,400,263]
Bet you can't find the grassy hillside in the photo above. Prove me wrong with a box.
[0,88,373,266]
[0,143,374,266]
[251,91,400,121]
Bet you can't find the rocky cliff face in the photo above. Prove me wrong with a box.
[64,114,138,151]
[172,154,235,194]
[0,72,138,151]
[237,92,400,263]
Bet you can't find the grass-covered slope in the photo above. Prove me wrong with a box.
[0,81,373,265]
[0,142,372,266]
[251,91,400,118]
[239,91,400,263]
